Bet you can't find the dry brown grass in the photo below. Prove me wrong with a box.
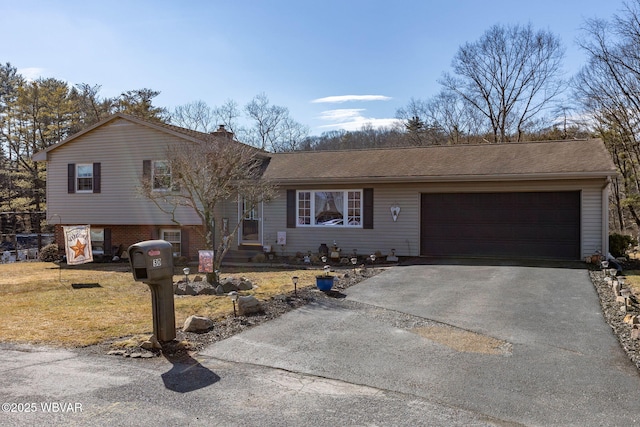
[623,270,640,297]
[0,262,321,347]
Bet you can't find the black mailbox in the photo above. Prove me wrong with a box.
[128,240,176,342]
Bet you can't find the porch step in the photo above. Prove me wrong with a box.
[222,249,263,264]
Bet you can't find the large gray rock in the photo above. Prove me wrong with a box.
[174,281,197,296]
[190,280,216,295]
[183,315,214,333]
[174,280,216,295]
[237,295,262,315]
[220,277,239,293]
[220,277,256,292]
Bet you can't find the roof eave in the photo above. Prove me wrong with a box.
[270,171,618,186]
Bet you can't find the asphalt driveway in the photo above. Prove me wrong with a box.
[1,263,640,426]
[201,263,640,426]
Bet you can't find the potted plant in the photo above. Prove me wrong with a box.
[316,264,335,291]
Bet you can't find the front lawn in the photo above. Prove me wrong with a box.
[0,262,320,347]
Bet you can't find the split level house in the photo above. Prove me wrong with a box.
[33,113,618,262]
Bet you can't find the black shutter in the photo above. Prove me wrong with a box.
[143,160,151,182]
[363,188,374,229]
[286,189,296,228]
[181,229,189,258]
[67,164,75,193]
[93,163,101,193]
[104,228,112,256]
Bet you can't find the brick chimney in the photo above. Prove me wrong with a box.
[211,124,234,139]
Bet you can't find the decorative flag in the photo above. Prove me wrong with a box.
[198,250,214,273]
[277,231,287,245]
[63,225,93,265]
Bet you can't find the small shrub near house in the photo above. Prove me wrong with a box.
[39,243,61,262]
[609,233,637,258]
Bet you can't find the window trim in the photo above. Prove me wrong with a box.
[75,163,94,193]
[160,228,182,257]
[151,160,172,192]
[296,190,363,228]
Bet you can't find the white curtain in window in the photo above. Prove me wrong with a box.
[315,192,327,217]
[334,192,344,215]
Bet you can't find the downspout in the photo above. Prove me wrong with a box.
[601,177,612,257]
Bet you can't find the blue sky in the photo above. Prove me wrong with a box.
[2,0,626,135]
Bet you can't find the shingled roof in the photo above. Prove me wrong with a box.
[33,113,262,161]
[262,139,617,184]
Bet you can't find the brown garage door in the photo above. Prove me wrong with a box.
[420,191,581,260]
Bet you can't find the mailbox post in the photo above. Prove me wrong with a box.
[128,240,176,342]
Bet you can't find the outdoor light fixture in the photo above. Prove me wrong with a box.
[351,257,357,274]
[321,255,327,264]
[228,291,238,317]
[370,254,376,264]
[183,267,190,283]
[292,276,299,296]
[390,205,400,222]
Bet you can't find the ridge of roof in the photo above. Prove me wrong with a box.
[262,138,617,182]
[33,112,262,161]
[268,138,596,156]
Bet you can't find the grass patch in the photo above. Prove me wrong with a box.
[0,262,321,347]
[622,270,640,297]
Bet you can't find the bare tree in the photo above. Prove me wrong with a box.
[140,134,277,282]
[244,92,309,152]
[396,92,485,145]
[575,0,640,230]
[213,99,242,135]
[441,23,566,143]
[171,100,217,133]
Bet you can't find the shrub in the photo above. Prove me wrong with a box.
[609,233,637,258]
[39,243,61,262]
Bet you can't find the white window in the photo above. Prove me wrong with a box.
[152,160,172,191]
[90,228,104,255]
[76,164,93,192]
[161,229,181,256]
[297,190,362,227]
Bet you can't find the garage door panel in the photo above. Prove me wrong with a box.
[421,192,580,259]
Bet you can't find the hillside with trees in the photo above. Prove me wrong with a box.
[4,2,640,238]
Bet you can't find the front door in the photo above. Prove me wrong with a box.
[240,198,261,246]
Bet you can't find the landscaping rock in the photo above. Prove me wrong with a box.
[174,281,197,296]
[183,315,214,333]
[220,277,239,293]
[190,280,216,295]
[237,279,254,291]
[237,295,262,315]
[141,336,161,350]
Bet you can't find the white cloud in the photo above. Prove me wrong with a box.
[319,108,366,122]
[317,108,401,131]
[312,95,392,104]
[18,67,46,81]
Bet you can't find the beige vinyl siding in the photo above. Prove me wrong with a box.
[581,186,604,257]
[46,119,201,225]
[265,179,607,260]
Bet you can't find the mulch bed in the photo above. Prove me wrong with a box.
[94,267,383,360]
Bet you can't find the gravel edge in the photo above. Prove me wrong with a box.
[589,269,640,370]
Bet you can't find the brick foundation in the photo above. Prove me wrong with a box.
[54,224,208,260]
